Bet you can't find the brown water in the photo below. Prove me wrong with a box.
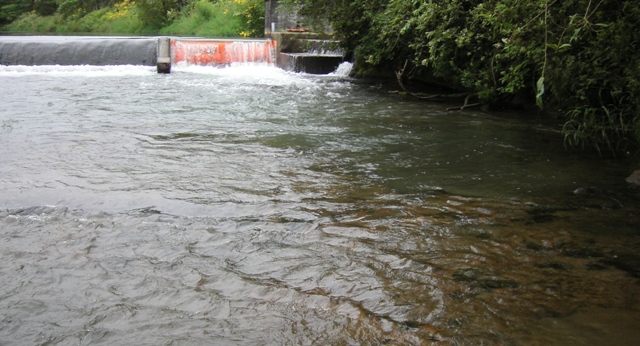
[0,64,639,345]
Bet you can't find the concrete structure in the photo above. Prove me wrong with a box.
[264,1,346,74]
[264,0,304,35]
[1,2,347,75]
[156,37,171,74]
[0,36,156,66]
[277,53,345,74]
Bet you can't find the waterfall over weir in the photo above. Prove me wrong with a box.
[171,39,277,66]
[0,36,276,69]
[0,36,157,66]
[0,36,347,74]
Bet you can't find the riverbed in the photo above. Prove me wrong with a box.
[1,63,639,345]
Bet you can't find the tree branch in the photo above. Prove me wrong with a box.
[394,59,473,102]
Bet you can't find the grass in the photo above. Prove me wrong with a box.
[160,0,244,37]
[2,0,264,37]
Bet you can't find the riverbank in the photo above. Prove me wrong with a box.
[0,0,264,38]
[285,0,640,155]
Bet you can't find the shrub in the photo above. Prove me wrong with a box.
[160,0,264,38]
[284,0,640,152]
[136,0,181,30]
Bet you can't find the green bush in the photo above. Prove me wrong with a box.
[3,12,58,32]
[2,0,264,37]
[33,0,58,16]
[136,0,181,30]
[73,7,110,31]
[1,0,34,24]
[57,0,84,19]
[3,0,145,33]
[160,0,264,38]
[1,4,24,24]
[285,0,640,152]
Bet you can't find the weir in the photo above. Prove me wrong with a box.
[170,38,277,66]
[0,36,157,66]
[0,0,347,73]
[270,33,346,74]
[0,35,346,74]
[0,36,276,71]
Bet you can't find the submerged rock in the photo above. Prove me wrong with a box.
[453,267,483,282]
[573,186,597,196]
[571,186,625,209]
[602,254,640,278]
[626,170,640,186]
[475,276,519,289]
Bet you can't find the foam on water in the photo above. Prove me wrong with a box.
[0,64,156,77]
[0,61,352,85]
[171,62,349,88]
[329,62,354,77]
[2,54,640,346]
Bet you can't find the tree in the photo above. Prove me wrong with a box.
[283,0,640,152]
[1,0,33,24]
[136,0,181,29]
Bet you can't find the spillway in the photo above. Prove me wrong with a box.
[0,36,157,66]
[170,38,277,66]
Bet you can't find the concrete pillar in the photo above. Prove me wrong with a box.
[264,0,272,36]
[157,37,171,74]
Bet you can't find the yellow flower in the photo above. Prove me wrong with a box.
[106,0,132,20]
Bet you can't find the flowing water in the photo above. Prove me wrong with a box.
[1,62,639,345]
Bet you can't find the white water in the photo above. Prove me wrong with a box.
[0,64,156,77]
[329,62,354,77]
[171,63,314,85]
[1,63,639,346]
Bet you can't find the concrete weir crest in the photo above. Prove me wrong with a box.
[0,36,347,75]
[157,36,345,74]
[0,2,347,73]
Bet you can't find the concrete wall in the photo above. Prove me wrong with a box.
[264,0,332,35]
[264,0,304,35]
[0,36,157,66]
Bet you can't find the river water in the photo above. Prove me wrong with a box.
[1,63,639,345]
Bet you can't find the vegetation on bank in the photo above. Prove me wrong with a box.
[2,0,639,153]
[285,0,640,153]
[0,0,264,37]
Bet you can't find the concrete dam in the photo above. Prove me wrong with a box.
[0,36,347,75]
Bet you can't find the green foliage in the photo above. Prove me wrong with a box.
[547,1,640,152]
[0,5,24,24]
[285,0,640,152]
[1,0,34,24]
[3,12,60,32]
[57,0,84,19]
[33,0,58,16]
[238,0,263,37]
[73,7,110,31]
[3,0,143,33]
[160,0,264,37]
[563,95,637,154]
[2,0,637,151]
[161,0,228,36]
[2,0,263,37]
[136,0,180,29]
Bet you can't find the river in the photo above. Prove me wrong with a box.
[1,62,639,345]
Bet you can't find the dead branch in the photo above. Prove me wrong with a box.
[395,59,473,102]
[446,93,482,111]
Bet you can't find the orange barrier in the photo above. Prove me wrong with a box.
[171,39,277,66]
